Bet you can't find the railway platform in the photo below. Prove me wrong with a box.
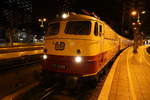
[0,43,43,60]
[98,45,150,100]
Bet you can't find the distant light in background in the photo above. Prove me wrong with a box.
[132,22,141,26]
[62,13,69,19]
[13,30,29,42]
[141,10,146,14]
[131,10,138,17]
[43,18,47,22]
[38,19,42,22]
[132,22,136,25]
[20,38,23,41]
[138,22,141,25]
[133,27,137,30]
[38,18,47,28]
[33,35,38,43]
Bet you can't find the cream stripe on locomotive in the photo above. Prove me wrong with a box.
[44,37,103,56]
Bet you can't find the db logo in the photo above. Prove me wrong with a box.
[55,42,65,50]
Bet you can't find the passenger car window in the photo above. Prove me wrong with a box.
[65,21,91,35]
[47,22,60,35]
[94,22,98,36]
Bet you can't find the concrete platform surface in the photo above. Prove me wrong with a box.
[98,45,150,100]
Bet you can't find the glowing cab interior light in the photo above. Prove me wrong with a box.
[62,13,69,19]
[75,56,82,63]
[43,54,48,60]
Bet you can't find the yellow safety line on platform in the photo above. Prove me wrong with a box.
[98,51,121,100]
[126,48,137,100]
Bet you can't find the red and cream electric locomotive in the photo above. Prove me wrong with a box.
[42,12,132,87]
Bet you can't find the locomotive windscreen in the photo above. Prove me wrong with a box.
[47,22,60,35]
[65,21,91,35]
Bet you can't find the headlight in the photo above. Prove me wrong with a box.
[75,56,82,63]
[43,54,48,60]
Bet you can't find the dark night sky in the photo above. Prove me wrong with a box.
[33,0,122,32]
[33,0,122,22]
[33,0,150,38]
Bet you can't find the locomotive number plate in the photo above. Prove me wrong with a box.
[55,42,65,50]
[52,64,66,70]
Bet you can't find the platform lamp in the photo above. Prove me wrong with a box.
[130,9,146,53]
[38,18,47,28]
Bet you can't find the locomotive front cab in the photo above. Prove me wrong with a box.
[42,14,103,78]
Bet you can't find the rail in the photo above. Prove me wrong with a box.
[40,83,60,100]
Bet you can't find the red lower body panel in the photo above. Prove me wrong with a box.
[42,50,117,76]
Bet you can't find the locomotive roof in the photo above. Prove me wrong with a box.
[49,13,102,22]
[48,13,131,41]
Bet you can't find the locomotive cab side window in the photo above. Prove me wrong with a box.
[47,22,60,35]
[65,21,91,35]
[94,22,98,36]
[99,25,102,36]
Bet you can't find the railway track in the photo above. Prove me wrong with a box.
[40,83,62,100]
[15,60,112,100]
[18,50,121,100]
[1,49,122,100]
[15,81,64,100]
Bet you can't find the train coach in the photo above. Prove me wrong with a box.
[42,12,132,88]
